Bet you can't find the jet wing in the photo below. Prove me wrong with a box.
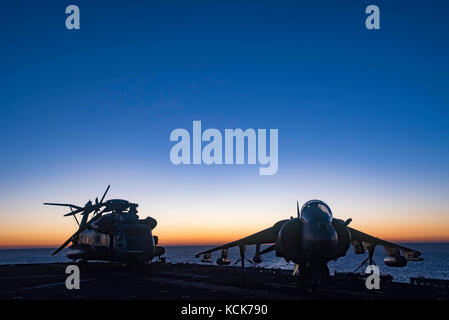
[195,219,289,258]
[348,227,423,260]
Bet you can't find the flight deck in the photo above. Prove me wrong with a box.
[1,262,448,300]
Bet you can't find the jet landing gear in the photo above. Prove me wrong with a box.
[353,244,376,273]
[233,252,254,268]
[295,262,331,291]
[296,262,330,277]
[237,245,250,286]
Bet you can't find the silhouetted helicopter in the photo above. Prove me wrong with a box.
[196,200,423,277]
[44,185,165,264]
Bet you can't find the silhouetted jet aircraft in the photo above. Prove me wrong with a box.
[195,200,423,277]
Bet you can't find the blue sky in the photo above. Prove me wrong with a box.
[1,1,448,246]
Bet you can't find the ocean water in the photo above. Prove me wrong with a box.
[1,243,448,283]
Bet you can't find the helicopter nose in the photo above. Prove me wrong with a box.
[301,222,338,261]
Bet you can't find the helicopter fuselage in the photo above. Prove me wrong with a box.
[67,212,164,263]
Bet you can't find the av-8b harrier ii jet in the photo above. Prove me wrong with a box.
[44,185,165,264]
[196,200,423,277]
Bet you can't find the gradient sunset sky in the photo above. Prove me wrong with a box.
[1,0,449,248]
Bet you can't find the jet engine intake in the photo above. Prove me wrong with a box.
[275,218,302,263]
[331,218,352,259]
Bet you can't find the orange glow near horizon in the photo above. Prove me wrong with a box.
[2,160,449,249]
[1,220,449,249]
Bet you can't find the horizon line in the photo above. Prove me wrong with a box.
[2,240,449,250]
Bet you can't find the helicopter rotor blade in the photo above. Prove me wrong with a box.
[82,207,96,216]
[92,185,110,217]
[99,185,110,204]
[73,214,80,226]
[51,227,84,256]
[63,208,85,217]
[97,208,108,215]
[52,237,74,256]
[64,204,98,217]
[50,186,112,256]
[52,213,98,256]
[44,203,82,210]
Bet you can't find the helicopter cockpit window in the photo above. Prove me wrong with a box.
[301,201,332,223]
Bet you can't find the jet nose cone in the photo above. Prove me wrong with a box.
[302,222,338,261]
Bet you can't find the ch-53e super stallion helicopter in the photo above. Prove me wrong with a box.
[196,200,423,278]
[44,185,165,264]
